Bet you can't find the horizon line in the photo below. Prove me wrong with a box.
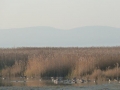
[0,45,120,49]
[0,25,119,30]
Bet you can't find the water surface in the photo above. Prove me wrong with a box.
[0,77,120,90]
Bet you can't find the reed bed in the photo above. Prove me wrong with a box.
[0,47,120,80]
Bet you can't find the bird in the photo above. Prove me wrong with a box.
[119,80,120,83]
[54,79,58,84]
[109,79,111,83]
[2,77,6,80]
[39,78,42,81]
[94,79,97,83]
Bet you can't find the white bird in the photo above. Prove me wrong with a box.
[94,79,96,83]
[54,79,58,84]
[119,81,120,83]
[39,78,42,81]
[80,79,84,83]
[109,79,111,83]
[51,77,54,82]
[2,78,6,80]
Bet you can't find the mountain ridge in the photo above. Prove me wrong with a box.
[0,26,120,47]
[0,26,119,30]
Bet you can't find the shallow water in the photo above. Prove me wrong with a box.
[0,78,120,90]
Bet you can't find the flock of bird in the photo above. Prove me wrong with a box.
[51,77,120,85]
[1,77,120,84]
[51,77,97,84]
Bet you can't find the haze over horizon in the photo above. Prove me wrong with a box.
[0,0,120,29]
[0,0,120,47]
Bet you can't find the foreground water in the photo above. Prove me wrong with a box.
[0,78,120,90]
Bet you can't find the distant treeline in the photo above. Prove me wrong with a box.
[0,47,120,80]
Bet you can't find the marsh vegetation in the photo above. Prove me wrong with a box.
[0,47,120,81]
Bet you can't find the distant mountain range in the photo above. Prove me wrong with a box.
[0,26,120,47]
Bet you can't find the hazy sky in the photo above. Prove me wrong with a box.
[0,0,120,29]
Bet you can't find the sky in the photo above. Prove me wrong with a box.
[0,0,120,30]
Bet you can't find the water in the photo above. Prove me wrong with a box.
[0,77,120,90]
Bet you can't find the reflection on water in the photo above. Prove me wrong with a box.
[0,77,56,87]
[1,79,39,87]
[0,77,120,88]
[0,78,120,90]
